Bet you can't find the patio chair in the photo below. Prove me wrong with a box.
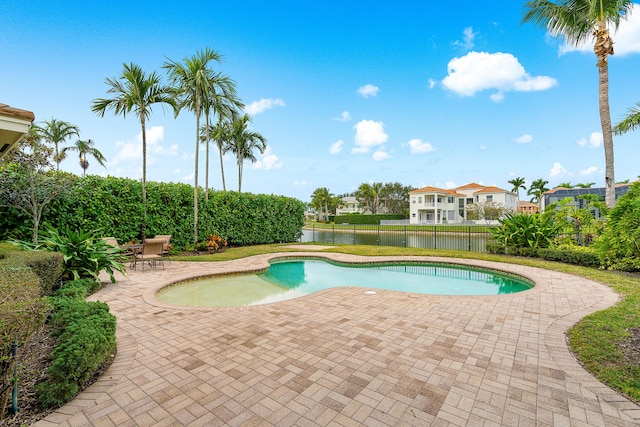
[101,237,119,247]
[154,234,172,262]
[134,238,165,271]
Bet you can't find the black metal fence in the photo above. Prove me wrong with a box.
[300,224,497,253]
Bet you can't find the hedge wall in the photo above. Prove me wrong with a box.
[3,175,305,249]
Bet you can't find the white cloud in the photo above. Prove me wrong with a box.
[489,92,505,102]
[372,150,390,161]
[294,180,309,187]
[549,162,571,178]
[334,111,351,122]
[329,139,344,154]
[480,145,487,150]
[580,166,600,176]
[513,134,533,143]
[182,172,194,183]
[244,98,285,116]
[559,4,640,56]
[351,120,388,154]
[428,78,437,89]
[435,181,457,189]
[357,84,380,98]
[406,138,435,154]
[442,51,557,99]
[577,132,603,148]
[251,146,283,170]
[453,26,476,50]
[111,126,172,169]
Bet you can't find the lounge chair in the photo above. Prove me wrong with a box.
[154,234,172,262]
[134,238,165,271]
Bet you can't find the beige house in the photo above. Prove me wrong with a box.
[409,182,517,224]
[0,103,35,160]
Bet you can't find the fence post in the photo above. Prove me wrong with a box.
[377,225,380,246]
[433,225,437,249]
[468,226,472,251]
[404,226,407,247]
[332,224,335,244]
[353,225,356,244]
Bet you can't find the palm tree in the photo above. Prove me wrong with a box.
[164,47,223,247]
[311,187,333,222]
[528,178,550,211]
[225,114,267,192]
[575,182,596,188]
[613,101,640,135]
[62,139,106,177]
[522,0,634,208]
[92,62,176,240]
[33,118,80,170]
[201,115,237,191]
[201,77,243,198]
[508,177,527,210]
[557,182,573,188]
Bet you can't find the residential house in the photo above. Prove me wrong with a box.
[541,183,636,217]
[518,201,538,214]
[409,182,517,224]
[0,103,35,160]
[335,196,362,215]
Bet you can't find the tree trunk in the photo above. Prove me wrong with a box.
[205,112,210,200]
[238,157,242,192]
[595,22,615,208]
[194,109,200,249]
[140,116,147,242]
[219,143,226,191]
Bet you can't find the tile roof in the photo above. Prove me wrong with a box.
[409,186,465,196]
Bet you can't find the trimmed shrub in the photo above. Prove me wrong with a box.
[38,282,116,408]
[538,245,600,268]
[333,214,407,225]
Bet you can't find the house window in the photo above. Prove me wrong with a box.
[437,196,443,203]
[447,196,454,203]
[486,195,493,202]
[412,197,416,204]
[418,197,422,203]
[467,198,473,204]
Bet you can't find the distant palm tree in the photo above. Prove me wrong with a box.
[575,182,596,188]
[557,182,573,188]
[528,178,550,211]
[523,0,634,208]
[201,115,237,191]
[164,47,224,247]
[62,139,106,177]
[508,177,527,209]
[225,114,267,192]
[33,118,80,170]
[92,62,176,240]
[311,187,333,221]
[613,101,640,135]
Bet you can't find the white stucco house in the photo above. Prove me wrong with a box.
[335,196,362,215]
[0,103,35,160]
[409,183,517,224]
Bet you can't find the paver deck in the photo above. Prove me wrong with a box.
[35,252,640,426]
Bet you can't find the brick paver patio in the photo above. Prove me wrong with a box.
[35,250,640,426]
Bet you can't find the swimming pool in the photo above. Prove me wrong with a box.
[157,258,534,307]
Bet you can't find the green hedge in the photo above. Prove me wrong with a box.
[38,279,115,408]
[3,175,305,249]
[333,214,407,225]
[0,243,63,295]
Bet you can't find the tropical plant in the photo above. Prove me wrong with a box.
[33,118,80,170]
[465,201,508,223]
[490,212,562,250]
[522,0,634,208]
[508,177,527,209]
[92,62,176,241]
[11,226,126,283]
[593,182,640,270]
[613,101,640,135]
[164,47,226,247]
[379,182,414,215]
[574,182,596,188]
[225,113,267,192]
[61,139,106,177]
[557,182,573,188]
[527,178,550,211]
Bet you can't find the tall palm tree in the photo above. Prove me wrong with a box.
[522,0,634,208]
[201,115,236,191]
[613,101,640,135]
[164,47,224,247]
[528,178,550,211]
[508,177,527,210]
[92,62,176,240]
[33,118,80,170]
[201,76,243,198]
[225,114,267,192]
[575,182,596,188]
[62,139,106,177]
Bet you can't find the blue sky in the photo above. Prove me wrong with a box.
[2,1,639,203]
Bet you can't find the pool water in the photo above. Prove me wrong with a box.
[158,259,533,307]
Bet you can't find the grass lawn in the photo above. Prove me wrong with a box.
[174,243,640,403]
